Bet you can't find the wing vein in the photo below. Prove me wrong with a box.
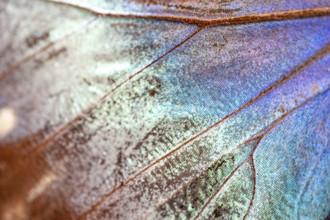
[47,0,330,26]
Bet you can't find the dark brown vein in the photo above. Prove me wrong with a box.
[76,43,330,219]
[0,18,96,81]
[48,0,330,26]
[195,88,329,219]
[241,118,290,220]
[27,26,204,157]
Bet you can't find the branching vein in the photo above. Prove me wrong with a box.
[195,88,329,219]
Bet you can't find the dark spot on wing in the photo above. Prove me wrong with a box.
[26,31,50,48]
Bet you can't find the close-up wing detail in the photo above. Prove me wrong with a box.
[0,0,329,220]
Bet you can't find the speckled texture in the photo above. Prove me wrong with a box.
[0,1,197,146]
[0,0,92,74]
[0,0,329,220]
[83,48,330,220]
